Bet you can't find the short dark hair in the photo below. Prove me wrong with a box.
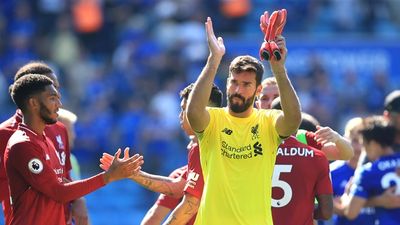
[11,74,54,112]
[271,98,319,132]
[229,55,264,86]
[361,115,395,148]
[271,97,281,110]
[384,90,400,113]
[299,113,320,132]
[10,61,56,94]
[180,83,223,107]
[14,61,54,81]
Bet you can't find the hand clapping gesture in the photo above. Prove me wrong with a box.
[205,17,225,60]
[101,148,144,183]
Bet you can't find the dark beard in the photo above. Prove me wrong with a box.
[228,92,255,113]
[39,101,57,124]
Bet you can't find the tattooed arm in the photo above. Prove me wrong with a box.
[162,193,200,225]
[130,171,186,198]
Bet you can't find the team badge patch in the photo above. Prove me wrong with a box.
[28,158,43,174]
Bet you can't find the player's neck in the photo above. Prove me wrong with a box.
[22,113,46,135]
[381,147,395,157]
[229,106,254,118]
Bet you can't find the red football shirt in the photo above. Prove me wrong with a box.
[44,121,73,224]
[304,131,323,149]
[185,144,204,199]
[4,124,105,225]
[45,122,72,180]
[182,144,204,225]
[0,110,73,225]
[0,113,19,225]
[271,136,332,225]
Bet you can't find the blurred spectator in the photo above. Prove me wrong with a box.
[51,14,80,68]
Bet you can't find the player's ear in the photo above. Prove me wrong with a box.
[27,96,39,110]
[255,97,261,109]
[256,84,263,96]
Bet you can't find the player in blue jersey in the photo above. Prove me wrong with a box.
[344,115,400,225]
[330,117,375,225]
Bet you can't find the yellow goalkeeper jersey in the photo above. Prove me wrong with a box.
[194,107,281,225]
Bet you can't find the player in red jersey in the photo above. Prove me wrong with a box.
[0,62,88,225]
[57,108,92,224]
[257,97,334,224]
[272,134,333,224]
[5,74,143,225]
[256,77,353,161]
[271,114,333,224]
[101,83,223,225]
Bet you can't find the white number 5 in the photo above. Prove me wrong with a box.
[271,164,293,208]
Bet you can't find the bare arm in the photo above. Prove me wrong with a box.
[332,196,345,216]
[162,194,200,225]
[141,204,172,225]
[100,152,185,198]
[186,17,225,133]
[271,36,301,137]
[315,126,354,160]
[365,186,400,208]
[130,171,186,198]
[314,194,333,220]
[343,194,366,220]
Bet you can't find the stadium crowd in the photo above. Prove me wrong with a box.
[1,0,400,224]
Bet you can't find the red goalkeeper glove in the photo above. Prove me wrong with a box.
[259,9,287,61]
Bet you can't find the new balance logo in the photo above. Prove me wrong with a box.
[221,128,233,135]
[253,141,263,156]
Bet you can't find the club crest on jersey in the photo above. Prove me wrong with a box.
[28,158,43,174]
[56,135,65,150]
[251,124,260,140]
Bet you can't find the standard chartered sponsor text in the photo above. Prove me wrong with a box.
[221,141,253,159]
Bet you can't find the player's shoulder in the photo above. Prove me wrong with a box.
[307,148,330,167]
[207,107,228,122]
[359,162,373,174]
[282,136,321,154]
[189,144,200,156]
[0,116,19,132]
[8,131,32,152]
[257,108,281,118]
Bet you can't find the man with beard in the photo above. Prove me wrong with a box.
[100,83,223,225]
[186,17,301,225]
[4,74,143,225]
[0,62,89,225]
